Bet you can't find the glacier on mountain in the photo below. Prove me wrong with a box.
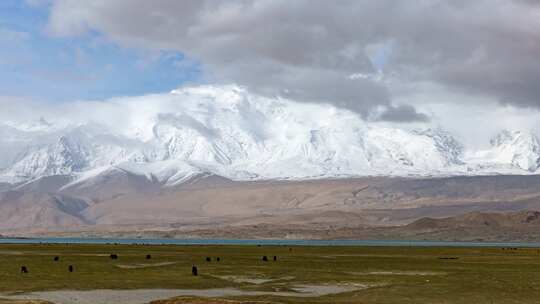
[465,130,540,173]
[0,85,539,186]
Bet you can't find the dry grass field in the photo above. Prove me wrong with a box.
[0,243,539,303]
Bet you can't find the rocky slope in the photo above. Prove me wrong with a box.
[2,174,540,234]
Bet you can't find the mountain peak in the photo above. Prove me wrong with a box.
[490,130,535,147]
[2,86,540,185]
[413,128,464,165]
[489,130,540,172]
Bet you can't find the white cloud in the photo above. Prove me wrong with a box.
[42,0,540,121]
[2,84,540,152]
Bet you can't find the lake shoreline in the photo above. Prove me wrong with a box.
[1,237,540,247]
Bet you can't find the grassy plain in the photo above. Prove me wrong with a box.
[0,244,540,303]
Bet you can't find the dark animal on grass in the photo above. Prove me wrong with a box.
[273,256,277,261]
[216,257,221,262]
[192,265,198,276]
[53,256,60,261]
[110,254,118,260]
[146,254,152,260]
[68,265,74,272]
[20,266,28,273]
[206,257,211,262]
[262,256,269,262]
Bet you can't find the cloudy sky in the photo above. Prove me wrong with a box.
[1,0,540,148]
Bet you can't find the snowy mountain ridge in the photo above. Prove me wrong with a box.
[1,85,539,187]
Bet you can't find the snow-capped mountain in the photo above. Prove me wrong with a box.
[490,130,540,171]
[466,130,540,172]
[1,85,539,187]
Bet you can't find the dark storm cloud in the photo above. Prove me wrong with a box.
[46,0,540,120]
[377,104,429,123]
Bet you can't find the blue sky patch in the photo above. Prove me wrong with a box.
[0,0,201,102]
